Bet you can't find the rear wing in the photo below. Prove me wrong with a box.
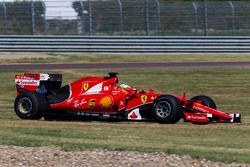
[15,73,62,95]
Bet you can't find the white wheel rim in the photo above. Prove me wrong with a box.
[155,101,172,118]
[18,97,32,114]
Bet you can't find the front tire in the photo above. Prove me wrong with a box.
[14,92,47,119]
[190,95,217,109]
[153,95,182,123]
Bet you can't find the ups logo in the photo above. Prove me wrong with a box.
[88,99,96,109]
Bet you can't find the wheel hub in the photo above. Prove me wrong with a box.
[18,97,32,114]
[155,101,172,118]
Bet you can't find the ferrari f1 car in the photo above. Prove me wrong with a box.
[14,72,241,124]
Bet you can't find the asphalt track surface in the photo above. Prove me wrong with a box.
[1,62,250,71]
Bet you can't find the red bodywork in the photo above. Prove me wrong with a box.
[15,73,241,123]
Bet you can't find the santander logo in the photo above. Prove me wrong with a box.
[128,108,142,120]
[15,79,39,86]
[189,115,207,120]
[130,112,138,119]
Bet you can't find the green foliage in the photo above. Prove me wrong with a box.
[72,1,83,16]
[71,0,250,35]
[1,0,44,34]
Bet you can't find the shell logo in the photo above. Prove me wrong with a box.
[100,96,113,108]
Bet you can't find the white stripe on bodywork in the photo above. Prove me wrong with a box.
[83,82,103,94]
[40,74,50,81]
[69,84,72,98]
[207,114,213,118]
[229,114,234,122]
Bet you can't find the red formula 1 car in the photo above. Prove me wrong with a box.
[14,72,241,124]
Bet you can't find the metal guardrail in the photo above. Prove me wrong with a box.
[0,35,250,53]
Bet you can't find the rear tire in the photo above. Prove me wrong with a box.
[14,92,47,119]
[153,95,182,123]
[190,95,217,109]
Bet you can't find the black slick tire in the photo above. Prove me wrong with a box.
[14,91,47,119]
[153,95,182,124]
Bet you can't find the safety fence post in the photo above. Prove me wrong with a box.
[155,0,161,33]
[144,0,149,35]
[2,0,7,33]
[117,0,123,34]
[88,0,93,35]
[192,2,198,34]
[78,0,84,35]
[203,0,208,36]
[31,0,36,35]
[41,1,47,35]
[229,1,235,35]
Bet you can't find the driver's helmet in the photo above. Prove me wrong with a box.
[120,84,131,91]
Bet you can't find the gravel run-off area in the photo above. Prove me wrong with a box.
[0,145,249,167]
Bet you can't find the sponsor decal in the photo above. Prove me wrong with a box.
[188,115,207,120]
[83,83,89,91]
[103,113,110,117]
[16,74,39,80]
[130,112,138,119]
[17,85,24,89]
[128,108,142,120]
[141,95,147,104]
[15,79,40,86]
[118,100,125,111]
[40,74,50,81]
[207,114,213,118]
[119,101,124,106]
[73,99,87,108]
[193,105,207,113]
[88,99,96,109]
[76,112,100,117]
[104,86,109,91]
[100,96,113,108]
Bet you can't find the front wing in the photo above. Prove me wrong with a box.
[183,102,241,123]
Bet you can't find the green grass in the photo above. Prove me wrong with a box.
[0,68,250,164]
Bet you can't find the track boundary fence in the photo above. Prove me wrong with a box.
[1,35,250,53]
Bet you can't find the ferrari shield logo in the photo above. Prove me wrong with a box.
[141,95,147,104]
[83,83,89,91]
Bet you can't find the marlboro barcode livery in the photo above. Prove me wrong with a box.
[14,72,241,124]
